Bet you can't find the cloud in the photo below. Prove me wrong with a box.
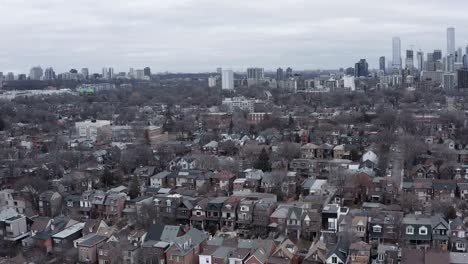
[1,0,468,73]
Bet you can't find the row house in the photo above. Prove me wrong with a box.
[290,159,315,177]
[220,197,240,232]
[411,164,438,179]
[400,214,448,250]
[236,199,256,236]
[206,197,228,229]
[449,218,468,252]
[209,171,236,193]
[166,228,208,264]
[154,194,184,222]
[38,191,62,217]
[368,211,403,244]
[103,192,126,224]
[404,179,457,202]
[169,157,197,171]
[233,178,259,193]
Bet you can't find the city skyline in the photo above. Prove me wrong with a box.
[2,0,468,73]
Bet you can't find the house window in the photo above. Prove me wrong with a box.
[206,258,209,264]
[373,225,382,233]
[357,225,365,232]
[406,226,414,235]
[419,226,428,235]
[378,253,384,261]
[459,231,465,238]
[332,256,338,264]
[456,242,465,250]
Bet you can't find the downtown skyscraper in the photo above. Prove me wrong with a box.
[379,56,386,73]
[392,37,402,69]
[447,27,455,56]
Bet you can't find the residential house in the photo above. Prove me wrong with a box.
[301,209,321,241]
[325,239,348,264]
[401,214,433,249]
[77,233,108,264]
[302,179,328,196]
[433,180,456,201]
[150,171,171,188]
[368,211,403,244]
[290,159,315,177]
[375,244,399,264]
[133,166,157,185]
[267,239,299,264]
[202,141,219,154]
[228,248,250,264]
[103,192,126,224]
[431,214,449,251]
[166,228,208,264]
[38,191,62,217]
[321,204,349,234]
[64,195,81,220]
[457,183,468,200]
[301,143,319,159]
[449,218,468,252]
[236,199,256,236]
[253,200,276,236]
[206,197,228,230]
[220,197,240,232]
[351,216,368,240]
[52,222,85,253]
[347,241,371,264]
[413,178,433,202]
[190,198,208,230]
[176,197,196,225]
[210,171,236,193]
[0,210,29,242]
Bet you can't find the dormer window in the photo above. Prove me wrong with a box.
[373,225,382,233]
[419,226,428,235]
[406,226,414,235]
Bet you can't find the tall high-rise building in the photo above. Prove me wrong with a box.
[443,73,456,90]
[144,67,151,76]
[0,72,3,81]
[456,47,463,63]
[216,67,222,74]
[44,67,56,80]
[222,70,234,90]
[379,56,386,73]
[246,68,264,80]
[457,68,468,89]
[447,27,455,56]
[276,67,284,81]
[433,50,442,61]
[128,68,135,79]
[354,59,369,77]
[286,67,293,78]
[392,37,402,69]
[417,51,424,71]
[405,50,414,69]
[108,68,114,79]
[102,67,108,79]
[136,70,145,80]
[446,54,455,72]
[81,68,89,79]
[29,66,44,80]
[6,72,14,81]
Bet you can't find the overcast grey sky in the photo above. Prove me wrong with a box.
[1,0,468,74]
